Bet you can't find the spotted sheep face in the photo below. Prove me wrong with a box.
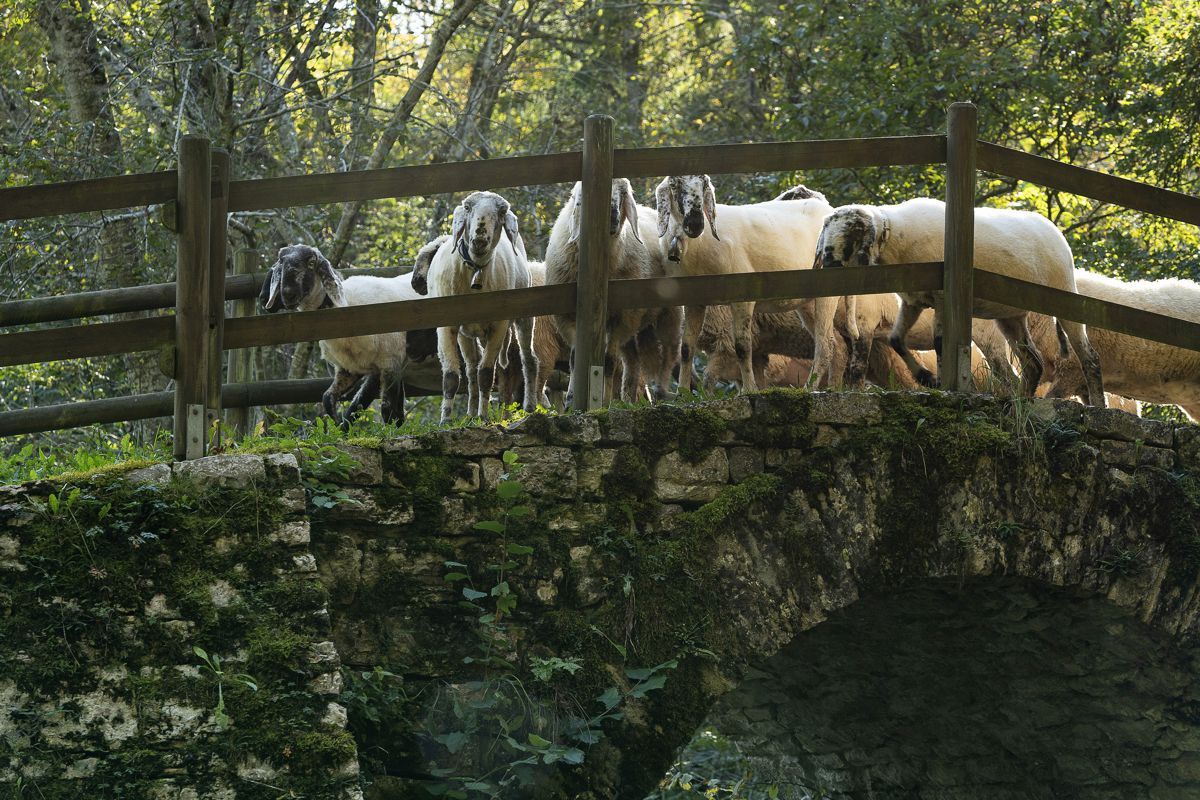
[260,244,341,311]
[654,174,719,263]
[451,191,521,289]
[815,207,888,270]
[565,178,644,244]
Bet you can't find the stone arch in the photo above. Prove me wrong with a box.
[697,575,1200,799]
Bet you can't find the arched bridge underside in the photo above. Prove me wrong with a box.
[4,391,1200,799]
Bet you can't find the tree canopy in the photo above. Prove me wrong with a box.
[2,0,1199,436]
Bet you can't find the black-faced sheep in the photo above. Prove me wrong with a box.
[654,175,833,393]
[808,198,1106,406]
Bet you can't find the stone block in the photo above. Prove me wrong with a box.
[813,424,843,448]
[1099,440,1175,470]
[728,447,764,483]
[579,448,618,492]
[292,553,318,573]
[339,445,383,485]
[264,452,301,483]
[511,446,577,497]
[480,457,505,489]
[270,520,311,546]
[438,426,507,456]
[1176,426,1200,469]
[173,454,265,487]
[706,396,753,421]
[122,463,171,484]
[0,533,23,572]
[1028,397,1084,426]
[654,449,729,503]
[452,461,481,493]
[808,392,882,425]
[1083,407,1172,447]
[599,408,639,443]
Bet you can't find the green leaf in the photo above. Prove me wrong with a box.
[473,520,505,534]
[435,731,469,754]
[192,645,208,661]
[527,733,552,748]
[443,572,470,582]
[631,674,668,697]
[443,560,468,568]
[491,581,511,597]
[561,747,585,765]
[597,687,621,711]
[502,450,519,465]
[506,542,535,555]
[496,480,523,500]
[462,587,487,601]
[48,493,59,513]
[508,504,534,518]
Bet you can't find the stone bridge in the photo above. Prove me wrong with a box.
[4,391,1200,799]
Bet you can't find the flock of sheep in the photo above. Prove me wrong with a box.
[259,174,1200,425]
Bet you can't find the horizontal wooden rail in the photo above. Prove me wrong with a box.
[0,170,177,222]
[228,152,582,212]
[224,283,578,349]
[0,316,174,367]
[0,378,440,437]
[977,142,1200,227]
[613,135,947,178]
[608,262,945,312]
[975,271,1200,352]
[0,266,406,327]
[225,263,944,351]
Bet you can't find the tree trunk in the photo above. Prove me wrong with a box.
[328,0,483,269]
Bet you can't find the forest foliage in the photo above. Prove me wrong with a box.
[2,0,1199,437]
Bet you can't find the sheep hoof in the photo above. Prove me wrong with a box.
[916,368,939,389]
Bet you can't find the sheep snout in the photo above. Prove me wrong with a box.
[668,236,682,262]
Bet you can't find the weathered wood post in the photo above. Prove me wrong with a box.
[173,136,212,461]
[572,114,615,412]
[942,101,977,392]
[206,149,231,448]
[227,248,258,438]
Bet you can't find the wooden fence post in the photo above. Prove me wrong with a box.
[942,102,977,392]
[572,114,615,412]
[227,248,258,438]
[173,136,212,461]
[207,149,231,448]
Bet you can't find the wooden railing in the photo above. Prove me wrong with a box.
[3,103,1200,459]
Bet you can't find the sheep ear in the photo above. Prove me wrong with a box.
[503,208,520,247]
[702,175,720,241]
[568,185,583,244]
[451,205,468,248]
[261,265,281,311]
[412,235,445,297]
[620,184,642,244]
[655,180,671,240]
[315,252,344,305]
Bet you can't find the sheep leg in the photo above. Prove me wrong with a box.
[804,296,840,390]
[678,305,707,394]
[458,331,482,418]
[1057,319,1106,407]
[995,316,1044,397]
[619,336,642,402]
[515,316,540,413]
[438,326,463,423]
[345,371,382,426]
[731,302,758,393]
[323,368,362,425]
[888,300,937,387]
[653,306,683,400]
[380,371,406,426]
[477,324,510,421]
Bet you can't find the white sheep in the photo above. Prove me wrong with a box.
[1044,270,1200,419]
[806,198,1106,406]
[544,178,659,403]
[261,244,438,424]
[495,260,571,410]
[426,191,539,422]
[654,175,833,392]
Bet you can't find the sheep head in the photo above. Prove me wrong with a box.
[260,244,343,312]
[451,191,521,290]
[814,206,890,270]
[654,174,719,263]
[566,179,644,245]
[774,184,829,204]
[411,234,448,296]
